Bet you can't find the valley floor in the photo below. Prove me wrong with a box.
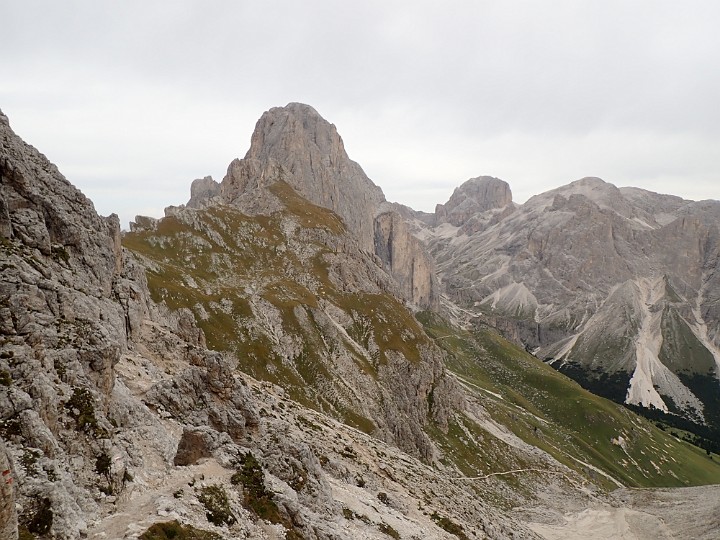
[526,484,720,540]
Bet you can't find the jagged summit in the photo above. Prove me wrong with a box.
[245,102,347,164]
[216,102,438,308]
[435,176,512,227]
[220,102,385,254]
[187,175,220,209]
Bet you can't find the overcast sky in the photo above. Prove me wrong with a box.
[2,1,719,227]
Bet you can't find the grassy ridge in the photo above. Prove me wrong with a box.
[123,186,432,434]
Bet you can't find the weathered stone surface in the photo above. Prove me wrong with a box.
[187,175,221,209]
[374,210,439,309]
[147,352,260,442]
[221,103,384,253]
[173,427,216,466]
[0,437,18,540]
[435,176,513,227]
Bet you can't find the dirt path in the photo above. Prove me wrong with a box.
[86,459,230,539]
[527,484,720,540]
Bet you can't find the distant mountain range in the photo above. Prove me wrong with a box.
[415,174,720,439]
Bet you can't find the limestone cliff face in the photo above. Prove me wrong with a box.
[375,210,438,309]
[219,102,438,308]
[187,175,221,209]
[1,107,132,538]
[221,103,384,253]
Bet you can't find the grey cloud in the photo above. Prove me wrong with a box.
[1,1,719,226]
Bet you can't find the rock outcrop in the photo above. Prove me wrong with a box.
[1,106,135,538]
[0,437,18,540]
[221,103,384,252]
[187,175,221,208]
[435,176,513,227]
[375,210,438,309]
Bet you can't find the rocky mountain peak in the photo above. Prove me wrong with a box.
[245,102,345,165]
[551,176,620,203]
[218,103,438,308]
[523,176,643,220]
[435,176,512,227]
[570,176,607,187]
[220,102,385,254]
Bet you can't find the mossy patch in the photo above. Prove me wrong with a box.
[230,452,280,521]
[431,512,469,540]
[63,386,107,437]
[269,181,345,234]
[378,522,400,539]
[229,452,303,538]
[139,520,221,540]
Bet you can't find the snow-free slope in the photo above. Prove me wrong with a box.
[423,176,720,440]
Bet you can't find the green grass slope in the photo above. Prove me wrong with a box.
[418,312,720,489]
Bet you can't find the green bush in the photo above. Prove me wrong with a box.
[64,387,107,436]
[197,485,236,526]
[139,520,221,540]
[26,498,53,536]
[379,523,400,539]
[431,512,469,539]
[96,452,111,479]
[230,453,304,538]
[231,452,281,521]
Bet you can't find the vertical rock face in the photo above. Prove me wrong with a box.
[0,108,139,539]
[375,211,438,309]
[218,103,438,308]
